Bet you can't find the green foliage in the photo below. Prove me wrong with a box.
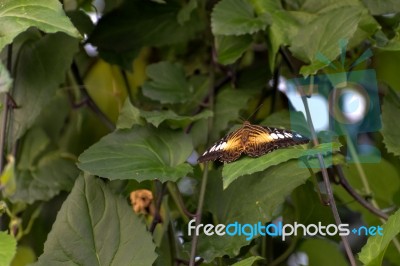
[298,238,348,265]
[0,231,16,266]
[0,62,12,93]
[116,99,143,129]
[1,0,400,265]
[0,0,80,51]
[382,88,400,156]
[142,62,194,104]
[222,142,341,189]
[33,175,157,265]
[141,109,213,128]
[342,158,399,207]
[10,246,36,266]
[362,0,400,15]
[288,182,335,226]
[290,7,363,75]
[177,0,198,25]
[197,155,342,261]
[10,93,80,203]
[88,0,204,69]
[0,155,16,198]
[77,126,193,182]
[231,256,263,266]
[10,32,79,141]
[215,35,253,65]
[359,209,400,265]
[211,0,270,35]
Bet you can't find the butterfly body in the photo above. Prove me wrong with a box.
[198,121,309,163]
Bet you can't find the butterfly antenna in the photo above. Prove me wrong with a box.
[246,102,265,121]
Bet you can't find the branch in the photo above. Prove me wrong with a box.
[0,44,13,173]
[189,163,209,266]
[149,181,167,233]
[120,69,136,106]
[167,182,195,220]
[279,48,357,266]
[189,53,217,265]
[334,165,388,220]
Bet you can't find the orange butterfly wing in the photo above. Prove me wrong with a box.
[198,122,309,163]
[197,129,245,163]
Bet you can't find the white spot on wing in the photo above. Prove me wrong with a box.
[277,133,284,139]
[219,142,227,150]
[209,145,217,152]
[271,133,278,139]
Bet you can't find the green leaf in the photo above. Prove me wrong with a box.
[351,12,380,47]
[249,0,300,69]
[362,0,400,15]
[250,0,283,14]
[381,88,400,156]
[181,75,211,111]
[288,181,335,226]
[12,151,79,204]
[77,126,193,182]
[298,238,348,266]
[359,208,400,266]
[0,62,12,93]
[89,0,203,69]
[378,35,400,51]
[141,109,213,128]
[33,92,71,144]
[232,256,264,266]
[339,158,399,208]
[0,155,16,198]
[116,99,144,129]
[177,0,198,25]
[215,35,253,65]
[267,10,300,70]
[193,233,250,263]
[211,0,270,36]
[67,10,95,36]
[0,0,80,51]
[222,142,341,189]
[0,231,16,266]
[17,127,50,170]
[116,98,213,129]
[10,32,79,141]
[99,49,141,72]
[142,62,193,104]
[9,92,79,203]
[33,175,158,266]
[236,63,270,90]
[288,7,363,75]
[292,0,363,14]
[10,246,36,266]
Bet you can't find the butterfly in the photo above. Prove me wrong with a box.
[198,121,309,163]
